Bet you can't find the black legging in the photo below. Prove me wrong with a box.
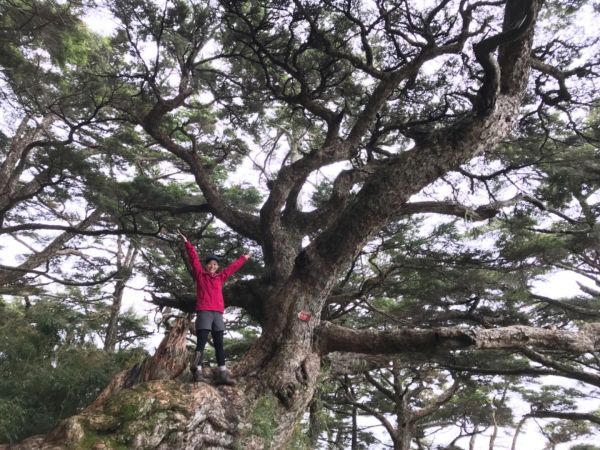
[195,329,226,366]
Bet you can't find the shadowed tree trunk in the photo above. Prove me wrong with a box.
[104,238,139,352]
[351,404,358,450]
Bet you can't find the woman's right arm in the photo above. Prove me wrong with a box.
[178,230,203,278]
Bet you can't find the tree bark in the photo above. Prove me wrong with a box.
[0,114,55,223]
[396,427,413,450]
[488,406,498,450]
[104,239,138,352]
[0,209,102,286]
[10,298,599,450]
[469,429,478,450]
[86,316,192,412]
[351,404,358,450]
[317,322,600,355]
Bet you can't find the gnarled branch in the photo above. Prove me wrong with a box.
[317,321,600,355]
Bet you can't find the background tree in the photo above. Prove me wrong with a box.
[0,297,147,443]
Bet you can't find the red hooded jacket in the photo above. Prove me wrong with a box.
[184,241,248,313]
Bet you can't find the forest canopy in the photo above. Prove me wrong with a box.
[1,0,600,449]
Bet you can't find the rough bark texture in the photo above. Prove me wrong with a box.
[4,381,246,450]
[1,328,312,450]
[317,322,600,355]
[86,316,192,413]
[104,242,138,352]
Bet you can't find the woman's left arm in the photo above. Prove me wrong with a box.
[221,254,250,279]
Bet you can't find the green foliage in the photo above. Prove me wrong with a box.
[0,299,147,443]
[77,429,128,450]
[249,395,278,448]
[0,399,26,444]
[287,422,312,450]
[222,184,263,213]
[232,394,280,450]
[543,420,593,447]
[521,385,588,411]
[0,1,82,67]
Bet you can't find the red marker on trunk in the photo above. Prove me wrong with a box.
[298,310,311,322]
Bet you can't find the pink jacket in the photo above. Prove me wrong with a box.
[184,241,248,313]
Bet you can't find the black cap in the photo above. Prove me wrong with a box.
[204,255,220,264]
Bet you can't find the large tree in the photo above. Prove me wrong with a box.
[2,0,600,448]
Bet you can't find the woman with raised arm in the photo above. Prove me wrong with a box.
[177,230,251,385]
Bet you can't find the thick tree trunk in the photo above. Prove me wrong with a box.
[395,427,413,450]
[19,367,318,449]
[4,294,323,450]
[6,293,600,449]
[396,409,411,446]
[84,315,192,414]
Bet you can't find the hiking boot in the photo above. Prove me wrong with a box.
[190,351,203,370]
[192,368,210,383]
[215,369,236,386]
[190,351,209,383]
